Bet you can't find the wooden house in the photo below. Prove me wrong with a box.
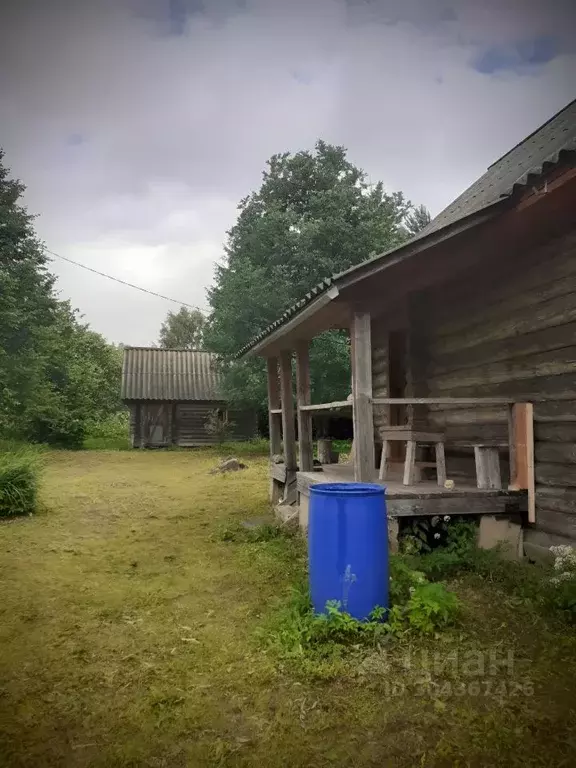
[121,347,255,447]
[239,98,576,558]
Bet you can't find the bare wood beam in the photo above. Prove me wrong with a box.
[299,401,351,412]
[373,397,518,405]
[351,311,375,482]
[295,341,313,472]
[509,403,535,522]
[279,350,297,471]
[266,357,282,458]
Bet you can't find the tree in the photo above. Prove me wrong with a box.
[159,306,205,349]
[0,149,124,446]
[205,140,422,410]
[404,204,432,236]
[0,149,56,436]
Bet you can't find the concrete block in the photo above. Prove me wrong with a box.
[388,517,399,554]
[299,493,310,532]
[478,515,523,560]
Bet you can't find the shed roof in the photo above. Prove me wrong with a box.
[121,348,222,402]
[238,97,576,358]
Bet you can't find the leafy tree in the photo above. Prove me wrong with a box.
[0,150,123,447]
[404,204,432,236]
[205,140,420,410]
[159,306,205,349]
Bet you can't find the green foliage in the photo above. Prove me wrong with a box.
[263,554,462,666]
[0,445,41,517]
[158,306,205,349]
[404,203,432,236]
[205,140,426,410]
[84,412,131,450]
[0,150,123,447]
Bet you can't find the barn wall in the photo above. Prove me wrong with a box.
[415,228,576,542]
[126,401,256,447]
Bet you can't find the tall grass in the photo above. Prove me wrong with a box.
[0,444,42,517]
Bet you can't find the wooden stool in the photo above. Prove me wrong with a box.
[379,427,446,486]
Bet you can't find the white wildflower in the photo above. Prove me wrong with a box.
[443,515,451,522]
[434,532,441,540]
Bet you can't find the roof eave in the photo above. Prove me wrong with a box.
[242,284,340,358]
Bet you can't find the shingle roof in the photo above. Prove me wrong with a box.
[237,98,576,357]
[422,98,576,236]
[121,348,222,401]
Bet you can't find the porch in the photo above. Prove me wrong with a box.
[264,309,534,526]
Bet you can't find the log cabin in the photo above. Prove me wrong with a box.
[238,98,576,559]
[121,347,256,447]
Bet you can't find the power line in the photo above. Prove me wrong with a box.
[46,248,210,315]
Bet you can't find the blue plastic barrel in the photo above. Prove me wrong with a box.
[308,483,388,620]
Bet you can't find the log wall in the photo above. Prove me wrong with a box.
[419,228,576,542]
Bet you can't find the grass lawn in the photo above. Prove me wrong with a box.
[1,449,576,767]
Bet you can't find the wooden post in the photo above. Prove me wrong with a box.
[508,403,535,522]
[351,311,375,482]
[279,350,297,472]
[295,341,313,472]
[266,357,282,458]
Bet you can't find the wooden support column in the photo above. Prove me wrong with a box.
[279,350,297,471]
[508,403,535,522]
[295,341,313,472]
[266,357,282,458]
[351,311,375,482]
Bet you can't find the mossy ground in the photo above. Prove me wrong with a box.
[1,448,575,766]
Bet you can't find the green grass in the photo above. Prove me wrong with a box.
[1,449,576,766]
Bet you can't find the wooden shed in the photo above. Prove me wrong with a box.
[121,347,255,447]
[239,98,576,558]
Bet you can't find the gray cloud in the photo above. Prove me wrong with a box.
[1,0,574,345]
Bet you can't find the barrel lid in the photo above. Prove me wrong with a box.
[309,482,385,496]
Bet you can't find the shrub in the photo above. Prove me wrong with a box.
[0,446,41,517]
[84,412,130,450]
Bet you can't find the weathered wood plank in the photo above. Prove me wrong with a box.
[536,423,576,443]
[474,446,502,490]
[351,311,375,482]
[295,341,313,472]
[535,442,576,464]
[535,508,576,539]
[388,495,523,517]
[429,372,576,401]
[432,290,576,357]
[298,401,351,412]
[429,230,576,332]
[535,485,576,515]
[534,400,576,422]
[372,397,516,405]
[266,357,282,458]
[535,462,576,488]
[270,463,287,483]
[279,350,297,471]
[431,346,576,393]
[432,321,576,378]
[435,442,447,487]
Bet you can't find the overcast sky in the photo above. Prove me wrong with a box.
[1,0,575,346]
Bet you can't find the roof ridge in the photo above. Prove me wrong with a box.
[488,97,576,169]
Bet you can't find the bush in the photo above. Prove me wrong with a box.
[0,446,41,517]
[84,412,130,450]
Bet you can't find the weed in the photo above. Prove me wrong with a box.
[217,519,294,543]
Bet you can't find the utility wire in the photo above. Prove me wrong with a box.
[46,248,210,315]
